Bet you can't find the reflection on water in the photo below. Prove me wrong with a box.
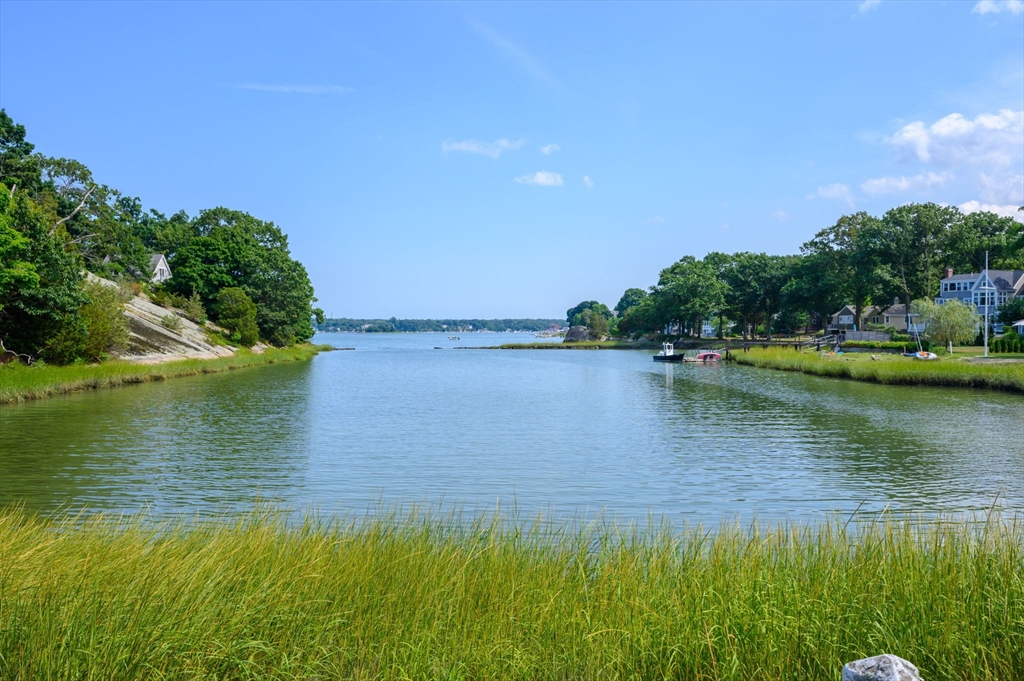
[1,332,1021,523]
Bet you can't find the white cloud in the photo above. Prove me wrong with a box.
[959,201,1024,222]
[860,171,953,196]
[468,18,556,86]
[648,215,665,224]
[582,175,594,187]
[233,84,353,94]
[972,0,1023,14]
[816,183,854,206]
[859,0,882,12]
[514,171,563,187]
[539,144,560,155]
[886,109,1023,167]
[442,138,524,159]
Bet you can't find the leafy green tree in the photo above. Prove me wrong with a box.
[997,296,1024,326]
[945,210,1023,272]
[652,256,727,337]
[214,287,259,347]
[0,185,87,362]
[918,299,978,351]
[565,301,611,327]
[862,203,961,322]
[614,288,648,316]
[169,208,321,345]
[616,297,658,338]
[0,187,39,314]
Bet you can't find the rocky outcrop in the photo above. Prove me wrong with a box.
[842,654,922,681]
[563,325,590,342]
[88,273,242,364]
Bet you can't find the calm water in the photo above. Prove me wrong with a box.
[1,332,1022,523]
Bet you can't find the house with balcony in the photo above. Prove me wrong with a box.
[936,268,1024,331]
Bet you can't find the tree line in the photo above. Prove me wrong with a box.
[318,318,564,333]
[571,204,1024,340]
[0,110,323,363]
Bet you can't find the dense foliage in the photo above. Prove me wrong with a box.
[317,318,564,333]
[600,203,1023,341]
[0,110,322,362]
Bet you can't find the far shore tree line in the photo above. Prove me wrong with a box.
[567,203,1024,348]
[0,110,323,364]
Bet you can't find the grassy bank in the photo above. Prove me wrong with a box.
[1,509,1020,680]
[731,347,1024,394]
[0,344,330,405]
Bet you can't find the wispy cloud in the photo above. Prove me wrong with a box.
[539,144,560,155]
[514,171,563,187]
[233,84,353,95]
[972,0,1023,14]
[442,138,524,159]
[772,210,792,222]
[582,175,594,188]
[859,0,882,12]
[467,18,556,86]
[816,183,855,206]
[860,171,952,196]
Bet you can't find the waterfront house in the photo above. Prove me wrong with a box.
[936,268,1023,331]
[828,305,883,332]
[149,254,172,283]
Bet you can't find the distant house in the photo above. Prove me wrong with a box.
[936,268,1024,331]
[828,305,882,333]
[1012,320,1024,335]
[829,302,924,334]
[149,254,172,283]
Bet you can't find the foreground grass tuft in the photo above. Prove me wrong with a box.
[1,509,1021,679]
[0,344,330,405]
[731,347,1024,394]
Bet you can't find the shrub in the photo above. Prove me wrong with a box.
[79,280,131,361]
[214,287,259,347]
[181,291,207,325]
[161,314,182,332]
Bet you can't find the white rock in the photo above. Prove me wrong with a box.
[842,654,922,681]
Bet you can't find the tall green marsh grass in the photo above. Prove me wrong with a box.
[732,347,1024,394]
[0,344,329,404]
[1,508,1021,679]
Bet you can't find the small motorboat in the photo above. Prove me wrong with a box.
[653,342,684,362]
[909,351,938,361]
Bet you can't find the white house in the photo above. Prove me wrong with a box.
[149,254,172,283]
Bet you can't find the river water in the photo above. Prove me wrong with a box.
[1,332,1021,523]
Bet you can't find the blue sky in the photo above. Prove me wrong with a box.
[1,1,1022,318]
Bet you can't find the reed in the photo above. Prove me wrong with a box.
[731,347,1024,394]
[0,344,329,405]
[1,508,1021,680]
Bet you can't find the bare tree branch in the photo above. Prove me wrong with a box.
[7,184,15,199]
[49,185,95,235]
[68,233,98,245]
[0,339,34,365]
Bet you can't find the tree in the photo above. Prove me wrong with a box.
[614,288,648,316]
[78,279,131,361]
[997,296,1024,326]
[581,308,610,339]
[651,256,727,337]
[918,299,978,352]
[565,300,611,327]
[0,109,41,193]
[862,203,961,326]
[0,187,39,314]
[169,208,321,345]
[214,287,259,347]
[945,210,1023,272]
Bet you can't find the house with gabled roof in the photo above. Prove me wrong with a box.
[936,268,1023,330]
[149,254,172,283]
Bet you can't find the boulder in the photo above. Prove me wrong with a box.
[842,654,922,681]
[563,325,591,342]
